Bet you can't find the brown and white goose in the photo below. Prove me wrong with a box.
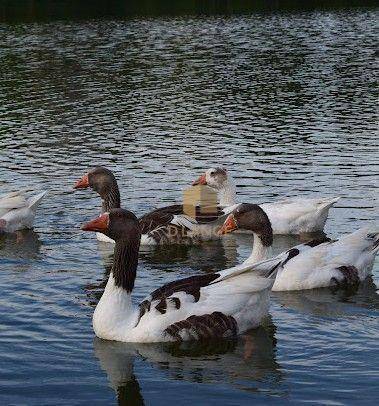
[193,168,340,235]
[81,208,274,342]
[74,167,225,245]
[219,203,379,291]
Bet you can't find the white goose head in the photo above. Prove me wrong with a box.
[192,168,235,206]
[192,167,229,190]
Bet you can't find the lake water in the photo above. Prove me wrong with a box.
[0,7,378,405]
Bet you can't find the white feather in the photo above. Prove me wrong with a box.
[0,190,48,232]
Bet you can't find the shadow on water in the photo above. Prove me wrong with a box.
[273,276,379,316]
[0,230,42,261]
[139,237,239,272]
[94,320,282,405]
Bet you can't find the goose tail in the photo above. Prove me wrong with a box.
[28,191,48,210]
[367,231,379,254]
[318,196,341,211]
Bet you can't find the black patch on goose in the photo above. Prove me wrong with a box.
[164,312,238,342]
[137,300,151,324]
[139,205,184,235]
[305,237,332,247]
[267,261,282,278]
[135,273,219,326]
[170,297,181,309]
[139,204,226,236]
[155,297,181,314]
[149,273,220,303]
[282,248,300,266]
[155,298,167,314]
[335,265,360,286]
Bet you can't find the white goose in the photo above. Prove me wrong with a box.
[193,168,340,234]
[0,190,47,233]
[219,203,379,291]
[81,208,274,342]
[74,167,226,245]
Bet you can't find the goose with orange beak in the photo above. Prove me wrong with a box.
[192,167,340,235]
[80,208,274,342]
[74,167,229,245]
[217,204,379,291]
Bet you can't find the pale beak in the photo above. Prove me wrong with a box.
[74,173,89,189]
[192,173,207,186]
[218,214,238,235]
[82,213,109,232]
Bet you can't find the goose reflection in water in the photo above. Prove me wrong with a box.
[272,276,379,316]
[0,229,42,263]
[139,237,239,272]
[94,321,282,405]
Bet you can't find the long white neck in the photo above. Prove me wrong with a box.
[218,179,236,206]
[93,274,136,340]
[244,233,271,265]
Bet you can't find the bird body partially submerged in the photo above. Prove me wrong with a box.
[0,190,47,232]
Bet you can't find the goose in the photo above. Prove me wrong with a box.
[193,168,340,234]
[74,167,226,245]
[218,203,379,291]
[0,190,47,233]
[81,207,274,342]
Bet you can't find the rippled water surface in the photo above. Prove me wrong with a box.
[0,8,378,405]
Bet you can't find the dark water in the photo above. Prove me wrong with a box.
[0,7,378,405]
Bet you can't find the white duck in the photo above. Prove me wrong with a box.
[74,167,226,245]
[193,168,340,234]
[219,203,379,291]
[81,208,274,342]
[0,190,47,233]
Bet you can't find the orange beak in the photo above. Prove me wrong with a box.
[74,173,89,189]
[192,173,207,186]
[82,213,109,232]
[218,214,238,235]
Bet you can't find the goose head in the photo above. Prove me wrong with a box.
[218,203,273,247]
[74,167,118,199]
[82,208,141,243]
[192,167,229,190]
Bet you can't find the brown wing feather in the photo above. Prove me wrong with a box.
[136,273,220,325]
[139,204,226,234]
[138,204,184,234]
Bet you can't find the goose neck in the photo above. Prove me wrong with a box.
[245,233,271,264]
[218,180,236,207]
[102,183,121,212]
[111,238,139,293]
